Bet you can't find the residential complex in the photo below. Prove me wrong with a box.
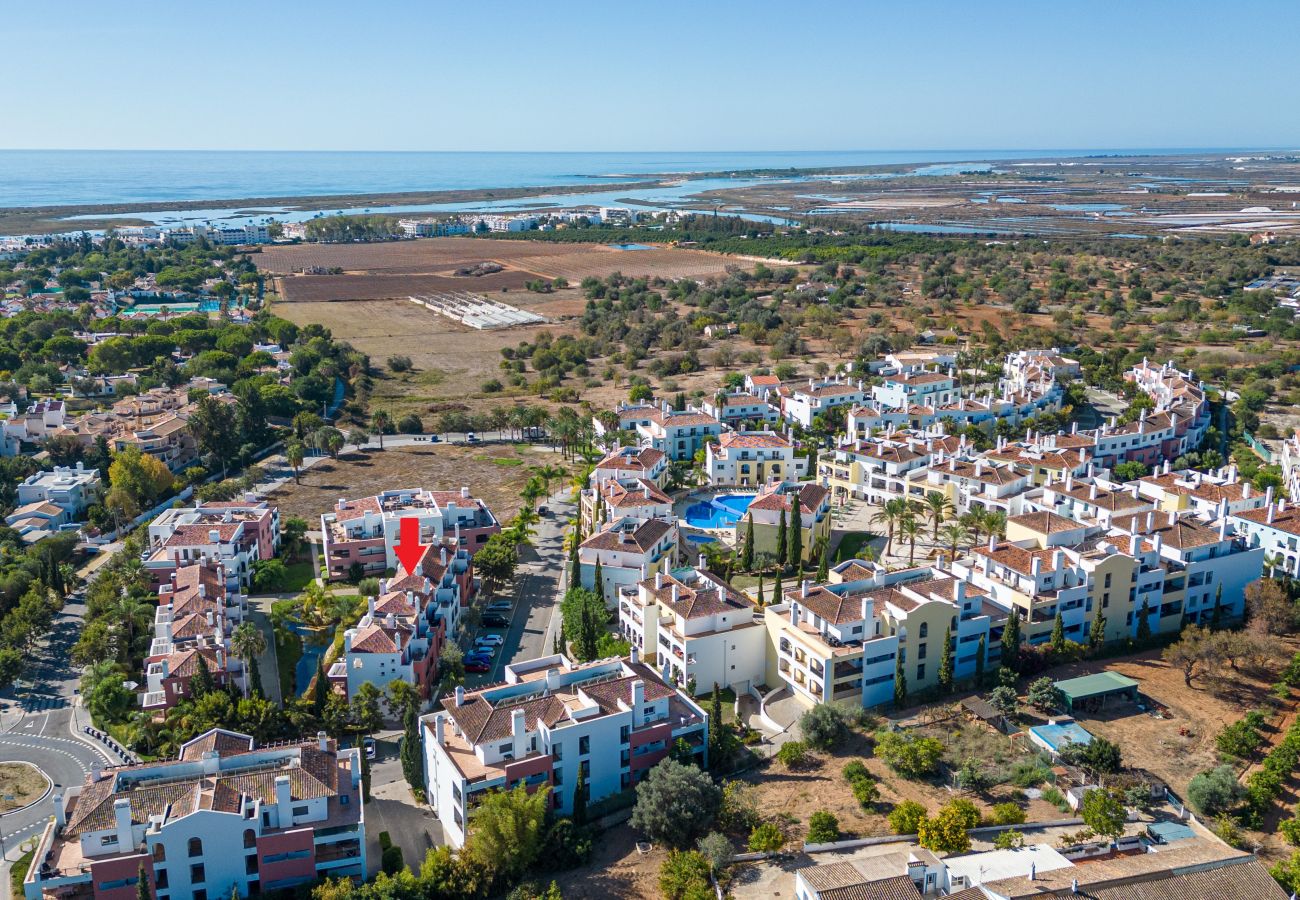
[420,652,707,848]
[5,461,103,542]
[144,499,280,587]
[23,728,365,900]
[319,487,500,581]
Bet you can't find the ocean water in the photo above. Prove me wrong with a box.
[0,148,1233,209]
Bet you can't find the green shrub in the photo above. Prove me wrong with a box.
[872,731,943,779]
[800,705,849,750]
[1281,817,1300,847]
[807,810,840,844]
[990,802,1026,825]
[887,800,927,835]
[994,829,1025,849]
[747,822,785,853]
[776,740,810,769]
[380,843,404,875]
[1042,787,1070,812]
[850,776,879,809]
[842,759,869,783]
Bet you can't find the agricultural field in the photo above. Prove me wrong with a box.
[265,443,572,526]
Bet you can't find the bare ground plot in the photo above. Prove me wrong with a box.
[1045,648,1289,796]
[277,270,545,302]
[746,722,1061,843]
[552,823,664,900]
[0,762,47,812]
[265,444,569,526]
[257,236,737,281]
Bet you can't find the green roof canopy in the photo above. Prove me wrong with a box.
[1054,671,1139,708]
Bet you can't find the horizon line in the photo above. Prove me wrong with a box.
[0,145,1294,155]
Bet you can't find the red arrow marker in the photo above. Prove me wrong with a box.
[393,517,428,576]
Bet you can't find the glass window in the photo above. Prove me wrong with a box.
[190,863,205,884]
[188,838,203,858]
[243,829,256,849]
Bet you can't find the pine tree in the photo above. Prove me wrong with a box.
[816,539,830,582]
[1001,609,1021,673]
[787,500,803,570]
[975,633,987,689]
[1050,612,1066,653]
[1088,613,1106,652]
[572,764,588,826]
[776,505,788,566]
[893,654,908,708]
[136,863,151,900]
[593,560,605,599]
[741,514,755,571]
[938,625,953,693]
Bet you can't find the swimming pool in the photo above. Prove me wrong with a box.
[608,242,653,251]
[684,493,755,529]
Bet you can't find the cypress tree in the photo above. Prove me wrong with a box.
[1210,583,1224,628]
[1136,602,1152,641]
[312,655,328,717]
[569,537,581,590]
[893,654,907,708]
[776,504,788,566]
[401,702,422,796]
[773,570,783,604]
[816,539,830,582]
[975,633,987,689]
[788,500,803,570]
[249,658,264,699]
[1088,613,1106,653]
[755,575,764,607]
[136,863,151,900]
[1001,609,1021,673]
[1050,612,1066,653]
[938,625,953,693]
[572,764,588,825]
[593,560,604,599]
[741,514,755,571]
[708,683,724,767]
[190,653,214,699]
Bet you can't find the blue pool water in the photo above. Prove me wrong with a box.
[684,494,755,529]
[609,243,653,251]
[685,534,717,544]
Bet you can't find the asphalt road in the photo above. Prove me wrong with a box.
[466,489,574,688]
[0,595,118,870]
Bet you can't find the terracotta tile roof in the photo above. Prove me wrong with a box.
[799,382,862,398]
[973,542,1061,577]
[443,693,568,745]
[374,591,419,617]
[639,571,755,620]
[581,518,674,553]
[1052,483,1149,512]
[801,862,871,891]
[717,431,791,450]
[1007,510,1085,534]
[179,728,254,760]
[332,495,381,522]
[165,646,223,678]
[819,875,922,900]
[1142,516,1226,550]
[64,779,201,836]
[646,409,722,428]
[601,478,670,508]
[164,522,241,546]
[749,482,829,516]
[579,667,677,714]
[215,750,339,806]
[349,622,405,654]
[1232,504,1300,536]
[595,447,665,471]
[1080,858,1287,900]
[887,371,952,385]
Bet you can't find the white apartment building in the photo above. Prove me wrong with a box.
[636,406,726,461]
[23,729,365,900]
[618,566,766,693]
[578,516,678,605]
[782,378,867,428]
[697,391,781,426]
[589,445,668,486]
[706,430,797,487]
[15,462,103,517]
[421,653,707,848]
[871,370,958,411]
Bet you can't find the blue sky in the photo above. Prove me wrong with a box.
[4,0,1297,151]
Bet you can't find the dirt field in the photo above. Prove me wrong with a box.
[258,236,737,281]
[0,762,47,813]
[553,823,664,900]
[265,443,571,526]
[277,270,545,303]
[1044,647,1289,796]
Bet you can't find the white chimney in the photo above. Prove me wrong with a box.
[671,584,679,603]
[545,668,561,692]
[455,685,465,707]
[367,594,375,618]
[511,708,527,758]
[1268,504,1277,525]
[275,774,293,825]
[54,792,67,827]
[434,715,445,746]
[114,797,134,849]
[318,730,328,752]
[630,646,640,665]
[208,529,220,543]
[461,486,470,499]
[655,571,664,590]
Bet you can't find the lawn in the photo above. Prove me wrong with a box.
[281,559,315,593]
[10,848,33,896]
[834,531,879,562]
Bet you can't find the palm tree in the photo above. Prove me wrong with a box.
[324,429,344,459]
[370,410,391,450]
[230,621,267,699]
[959,510,984,546]
[533,464,566,497]
[112,594,153,663]
[984,510,1007,542]
[899,515,921,566]
[521,475,546,510]
[922,491,954,544]
[285,441,305,484]
[939,521,971,560]
[870,497,911,559]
